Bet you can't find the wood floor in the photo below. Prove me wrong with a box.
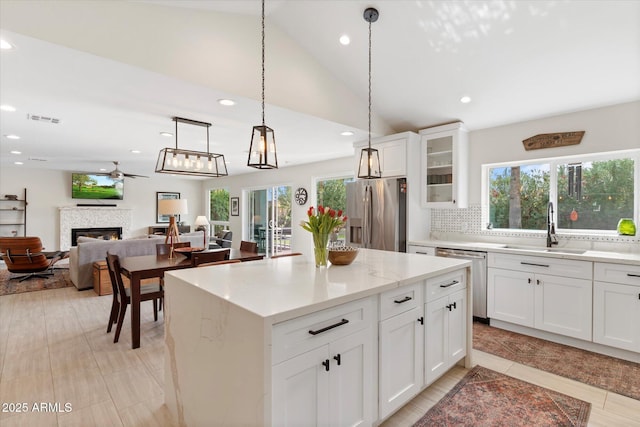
[1,286,639,426]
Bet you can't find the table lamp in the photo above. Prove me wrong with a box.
[194,215,209,249]
[158,199,188,257]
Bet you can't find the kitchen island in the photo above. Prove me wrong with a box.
[163,249,472,426]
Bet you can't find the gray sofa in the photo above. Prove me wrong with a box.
[69,232,205,290]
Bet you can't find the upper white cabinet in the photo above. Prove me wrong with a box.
[353,132,418,178]
[419,122,469,208]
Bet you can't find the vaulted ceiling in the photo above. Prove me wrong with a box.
[1,0,638,177]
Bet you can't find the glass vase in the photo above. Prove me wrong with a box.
[617,218,636,236]
[313,233,330,268]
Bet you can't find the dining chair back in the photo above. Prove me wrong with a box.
[105,253,164,343]
[156,241,191,255]
[192,249,230,266]
[239,240,258,253]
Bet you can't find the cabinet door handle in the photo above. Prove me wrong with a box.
[440,280,459,288]
[446,304,452,311]
[528,278,532,284]
[322,359,330,372]
[308,318,349,336]
[451,302,457,310]
[333,354,341,366]
[394,296,412,304]
[417,316,424,325]
[627,273,640,278]
[536,279,541,285]
[521,262,549,268]
[416,251,429,255]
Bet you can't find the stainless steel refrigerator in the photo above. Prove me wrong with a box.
[345,178,407,252]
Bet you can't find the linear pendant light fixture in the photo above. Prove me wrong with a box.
[156,117,228,177]
[247,0,278,169]
[357,7,382,179]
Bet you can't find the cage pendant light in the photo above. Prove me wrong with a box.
[357,7,382,179]
[248,0,278,169]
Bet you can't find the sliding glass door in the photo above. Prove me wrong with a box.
[247,186,292,257]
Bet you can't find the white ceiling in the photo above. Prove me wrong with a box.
[1,0,639,178]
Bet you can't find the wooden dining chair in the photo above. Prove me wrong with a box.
[191,249,230,266]
[105,253,164,343]
[156,241,191,255]
[196,259,241,267]
[239,240,258,253]
[271,252,303,259]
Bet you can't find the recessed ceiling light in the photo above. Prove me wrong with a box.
[339,34,351,45]
[99,168,107,171]
[14,161,23,165]
[460,96,472,104]
[218,99,236,106]
[0,105,16,112]
[341,130,355,136]
[160,132,173,137]
[5,134,20,140]
[130,149,141,154]
[10,150,21,155]
[0,39,14,50]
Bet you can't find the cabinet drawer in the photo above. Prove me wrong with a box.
[595,262,640,286]
[408,245,435,256]
[380,283,422,320]
[488,252,592,280]
[272,296,374,364]
[425,270,466,303]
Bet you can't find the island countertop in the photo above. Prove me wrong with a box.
[164,248,470,324]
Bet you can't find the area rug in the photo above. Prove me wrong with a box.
[0,268,72,296]
[474,322,640,401]
[414,366,591,427]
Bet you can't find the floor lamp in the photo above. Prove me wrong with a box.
[158,199,188,257]
[194,215,209,249]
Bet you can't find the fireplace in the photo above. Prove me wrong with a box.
[71,227,122,246]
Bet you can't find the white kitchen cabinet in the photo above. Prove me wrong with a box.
[487,252,592,341]
[419,122,469,208]
[353,132,418,178]
[594,262,640,352]
[378,284,424,419]
[423,270,467,385]
[272,298,374,427]
[408,244,435,256]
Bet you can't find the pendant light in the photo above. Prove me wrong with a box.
[357,7,382,179]
[247,0,278,169]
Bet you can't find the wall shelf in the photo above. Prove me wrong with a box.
[0,189,27,236]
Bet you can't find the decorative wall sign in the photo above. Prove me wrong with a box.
[522,131,585,151]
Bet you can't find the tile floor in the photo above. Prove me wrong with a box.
[0,286,639,426]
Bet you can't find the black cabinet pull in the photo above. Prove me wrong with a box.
[446,304,452,311]
[528,278,532,284]
[628,273,640,278]
[394,296,412,304]
[440,280,459,288]
[521,261,549,268]
[333,354,341,366]
[417,316,424,325]
[451,301,457,310]
[536,279,541,285]
[308,318,349,336]
[322,359,330,372]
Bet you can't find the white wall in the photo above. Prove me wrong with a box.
[467,101,640,205]
[0,168,203,251]
[200,156,354,258]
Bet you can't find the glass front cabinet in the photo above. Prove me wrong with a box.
[419,122,469,208]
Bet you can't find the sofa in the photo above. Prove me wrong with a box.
[69,232,205,290]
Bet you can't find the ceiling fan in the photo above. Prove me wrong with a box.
[96,161,148,179]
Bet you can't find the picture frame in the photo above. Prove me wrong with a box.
[230,197,239,216]
[157,192,181,223]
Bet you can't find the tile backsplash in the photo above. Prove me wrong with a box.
[429,204,639,252]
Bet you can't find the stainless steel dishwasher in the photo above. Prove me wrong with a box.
[436,248,488,322]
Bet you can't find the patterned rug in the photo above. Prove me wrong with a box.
[0,268,73,296]
[414,366,591,427]
[474,322,640,401]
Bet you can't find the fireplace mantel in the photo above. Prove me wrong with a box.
[59,206,133,250]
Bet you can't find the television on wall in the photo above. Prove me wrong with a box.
[71,173,124,200]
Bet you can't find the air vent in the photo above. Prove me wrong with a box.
[27,114,61,124]
[28,157,48,162]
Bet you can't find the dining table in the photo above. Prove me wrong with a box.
[119,248,265,349]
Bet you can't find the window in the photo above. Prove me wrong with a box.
[485,150,638,233]
[316,176,354,244]
[208,188,230,235]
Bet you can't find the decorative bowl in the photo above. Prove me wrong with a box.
[328,246,359,265]
[173,247,205,258]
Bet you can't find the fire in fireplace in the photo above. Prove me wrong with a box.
[71,227,123,246]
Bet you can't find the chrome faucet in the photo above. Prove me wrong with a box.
[547,202,558,248]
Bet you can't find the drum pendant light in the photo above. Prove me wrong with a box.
[247,0,278,169]
[357,7,382,179]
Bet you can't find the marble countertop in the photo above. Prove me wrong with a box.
[409,239,640,265]
[164,248,470,324]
